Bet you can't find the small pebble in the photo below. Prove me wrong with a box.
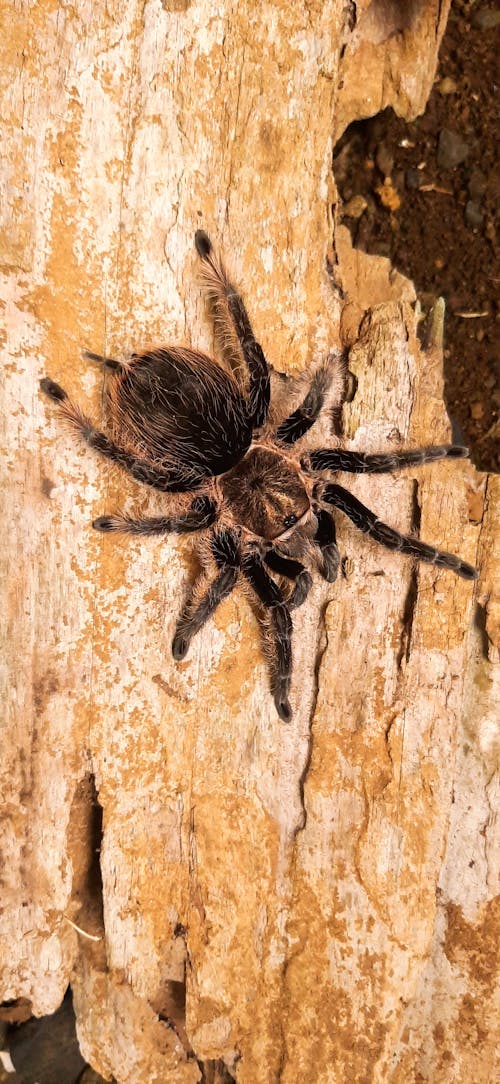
[342,194,368,219]
[375,142,394,177]
[405,168,421,190]
[465,200,484,229]
[468,168,487,201]
[393,169,405,191]
[438,76,458,95]
[472,8,500,30]
[437,128,469,170]
[374,180,401,211]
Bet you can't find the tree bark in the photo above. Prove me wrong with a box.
[1,2,498,1082]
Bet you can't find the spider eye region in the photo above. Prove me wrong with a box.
[221,448,309,541]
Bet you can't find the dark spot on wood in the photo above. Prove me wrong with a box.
[33,670,59,715]
[41,476,55,497]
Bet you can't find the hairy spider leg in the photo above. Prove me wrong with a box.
[275,362,337,444]
[241,551,293,722]
[312,506,340,582]
[172,529,240,660]
[321,483,479,580]
[93,496,217,534]
[263,549,312,609]
[83,350,124,372]
[194,230,271,429]
[307,444,469,473]
[40,378,199,493]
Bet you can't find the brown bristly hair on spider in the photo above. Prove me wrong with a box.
[40,230,478,721]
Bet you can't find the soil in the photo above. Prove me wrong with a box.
[333,1,499,473]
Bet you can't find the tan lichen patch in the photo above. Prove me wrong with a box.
[280,881,388,1081]
[444,898,500,996]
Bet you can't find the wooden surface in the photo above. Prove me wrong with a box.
[2,1,498,1081]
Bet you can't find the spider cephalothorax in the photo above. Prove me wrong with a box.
[41,230,478,721]
[220,447,312,540]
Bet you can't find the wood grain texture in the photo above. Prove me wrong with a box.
[1,2,497,1082]
[335,0,453,140]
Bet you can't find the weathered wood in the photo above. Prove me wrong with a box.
[2,1,498,1082]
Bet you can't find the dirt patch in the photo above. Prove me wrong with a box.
[333,1,499,473]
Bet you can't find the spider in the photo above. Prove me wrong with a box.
[41,230,478,721]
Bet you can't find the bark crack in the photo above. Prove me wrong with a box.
[395,480,420,672]
[65,773,105,951]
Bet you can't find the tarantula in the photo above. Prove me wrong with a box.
[41,230,478,721]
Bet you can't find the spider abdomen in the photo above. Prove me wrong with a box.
[109,347,252,487]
